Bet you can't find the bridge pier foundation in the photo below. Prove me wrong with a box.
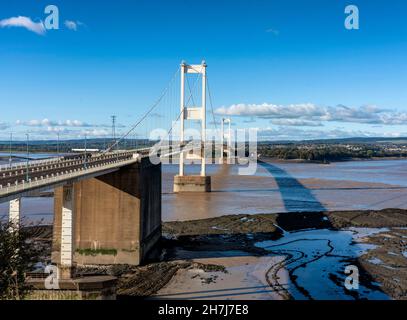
[59,184,75,279]
[9,198,21,227]
[52,158,161,268]
[173,175,211,192]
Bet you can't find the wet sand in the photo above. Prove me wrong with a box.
[152,210,407,300]
[27,210,407,299]
[67,209,407,300]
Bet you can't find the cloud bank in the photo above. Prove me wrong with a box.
[216,103,407,126]
[15,119,125,129]
[0,16,45,35]
[0,122,10,131]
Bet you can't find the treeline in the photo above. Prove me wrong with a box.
[258,145,407,162]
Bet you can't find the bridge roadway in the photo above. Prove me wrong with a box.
[0,144,183,204]
[0,151,139,203]
[0,152,132,184]
[0,141,228,203]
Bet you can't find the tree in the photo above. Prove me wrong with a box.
[0,221,42,300]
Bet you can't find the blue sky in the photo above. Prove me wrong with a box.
[0,0,406,140]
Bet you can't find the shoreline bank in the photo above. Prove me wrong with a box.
[259,156,407,164]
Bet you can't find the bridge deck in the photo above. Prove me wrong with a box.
[0,144,190,203]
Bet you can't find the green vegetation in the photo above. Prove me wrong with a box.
[76,248,118,256]
[258,144,407,162]
[0,221,42,300]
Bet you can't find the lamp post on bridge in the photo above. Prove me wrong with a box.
[9,132,12,169]
[57,132,60,158]
[84,134,88,170]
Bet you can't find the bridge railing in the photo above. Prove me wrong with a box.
[0,157,63,172]
[0,150,139,172]
[0,143,195,199]
[0,156,140,199]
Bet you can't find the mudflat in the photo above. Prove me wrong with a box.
[63,209,406,300]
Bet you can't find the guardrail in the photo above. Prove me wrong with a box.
[0,143,195,198]
[0,150,140,172]
[0,157,139,197]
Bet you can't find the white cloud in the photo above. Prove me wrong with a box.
[17,119,105,128]
[16,119,126,130]
[80,129,110,137]
[270,119,323,127]
[216,103,324,119]
[0,16,45,35]
[216,103,407,126]
[0,122,9,130]
[16,119,57,127]
[62,119,87,127]
[266,28,279,36]
[64,20,85,31]
[64,20,77,31]
[20,127,111,139]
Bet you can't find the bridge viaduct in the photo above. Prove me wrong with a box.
[0,150,164,279]
[0,61,235,283]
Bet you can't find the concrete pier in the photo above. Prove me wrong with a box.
[60,184,75,279]
[27,276,117,300]
[52,157,161,267]
[173,175,211,192]
[9,198,21,227]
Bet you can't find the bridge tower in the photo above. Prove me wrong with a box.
[220,118,232,164]
[173,61,211,192]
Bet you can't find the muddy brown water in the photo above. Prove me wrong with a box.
[2,159,407,223]
[162,159,407,221]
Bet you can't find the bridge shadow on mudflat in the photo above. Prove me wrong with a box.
[153,160,387,300]
[257,160,386,299]
[258,160,326,212]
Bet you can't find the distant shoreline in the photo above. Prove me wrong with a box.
[260,156,407,164]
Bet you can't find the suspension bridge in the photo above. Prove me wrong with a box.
[0,61,239,282]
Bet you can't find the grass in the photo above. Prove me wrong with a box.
[76,248,118,256]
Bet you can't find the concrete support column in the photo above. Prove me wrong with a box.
[9,198,21,228]
[52,159,162,266]
[60,184,75,279]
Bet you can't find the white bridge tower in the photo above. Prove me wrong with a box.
[220,118,232,164]
[173,61,211,192]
